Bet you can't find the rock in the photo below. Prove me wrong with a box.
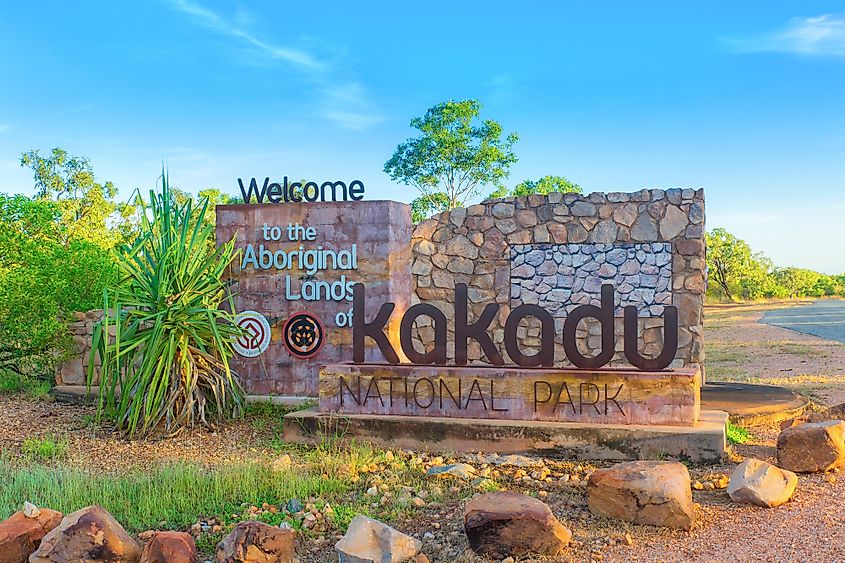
[286,499,303,513]
[727,459,798,508]
[587,461,695,530]
[630,213,658,242]
[272,454,292,472]
[426,463,476,479]
[140,531,197,563]
[216,521,297,563]
[776,420,845,473]
[0,507,62,563]
[29,505,141,563]
[463,492,570,558]
[659,205,688,239]
[22,502,40,519]
[335,515,421,563]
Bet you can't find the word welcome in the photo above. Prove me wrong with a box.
[353,283,678,370]
[238,177,365,204]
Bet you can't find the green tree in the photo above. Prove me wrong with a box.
[410,192,451,224]
[489,175,583,199]
[705,228,757,301]
[385,99,518,210]
[20,148,134,248]
[0,194,117,377]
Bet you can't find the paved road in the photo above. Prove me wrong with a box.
[761,298,845,343]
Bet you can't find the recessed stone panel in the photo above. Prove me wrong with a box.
[510,243,672,318]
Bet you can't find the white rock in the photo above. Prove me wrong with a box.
[22,501,40,518]
[336,515,421,563]
[727,458,798,508]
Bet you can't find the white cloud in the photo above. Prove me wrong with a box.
[726,14,845,57]
[168,1,383,130]
[170,0,324,70]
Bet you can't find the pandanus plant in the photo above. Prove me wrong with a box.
[88,171,243,436]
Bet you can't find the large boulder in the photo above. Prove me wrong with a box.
[727,458,798,508]
[0,506,62,563]
[335,515,421,563]
[587,461,695,530]
[216,521,297,563]
[776,420,845,473]
[463,491,571,558]
[29,505,141,563]
[140,531,197,563]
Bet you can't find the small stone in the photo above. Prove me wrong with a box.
[0,507,62,563]
[140,531,197,563]
[272,454,292,472]
[216,521,296,563]
[336,515,421,563]
[464,492,570,558]
[22,502,40,519]
[587,461,695,530]
[286,498,304,513]
[426,463,476,480]
[30,505,141,563]
[777,420,845,473]
[727,458,798,508]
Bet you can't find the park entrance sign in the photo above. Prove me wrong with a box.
[216,185,726,460]
[216,197,412,397]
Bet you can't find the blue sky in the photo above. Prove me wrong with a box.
[1,1,844,272]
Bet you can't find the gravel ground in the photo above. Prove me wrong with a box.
[2,300,844,562]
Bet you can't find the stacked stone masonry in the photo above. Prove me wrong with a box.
[410,188,705,370]
[56,310,105,386]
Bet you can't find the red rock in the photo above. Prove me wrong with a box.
[29,505,141,563]
[140,531,197,563]
[0,508,62,563]
[216,521,296,563]
[464,491,571,558]
[587,461,695,530]
[777,420,845,473]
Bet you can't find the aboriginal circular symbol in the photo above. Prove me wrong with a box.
[233,310,271,358]
[282,312,324,359]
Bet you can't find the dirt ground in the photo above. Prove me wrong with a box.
[1,299,844,562]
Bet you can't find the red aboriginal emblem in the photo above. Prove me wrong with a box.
[282,312,324,359]
[233,310,271,357]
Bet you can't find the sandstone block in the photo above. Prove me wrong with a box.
[587,461,695,530]
[335,515,420,563]
[140,531,197,563]
[727,458,797,508]
[464,491,570,558]
[776,420,845,472]
[0,507,62,563]
[216,521,296,563]
[29,505,141,563]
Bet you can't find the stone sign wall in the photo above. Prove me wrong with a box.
[409,188,705,370]
[215,201,413,396]
[57,188,705,394]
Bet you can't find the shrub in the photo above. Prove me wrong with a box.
[90,172,243,436]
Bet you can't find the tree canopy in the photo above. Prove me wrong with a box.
[385,99,518,210]
[488,175,583,199]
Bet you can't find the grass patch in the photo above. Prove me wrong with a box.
[0,460,350,532]
[705,344,751,365]
[0,440,458,536]
[774,342,831,359]
[726,422,753,444]
[705,366,750,382]
[21,434,68,461]
[0,370,52,398]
